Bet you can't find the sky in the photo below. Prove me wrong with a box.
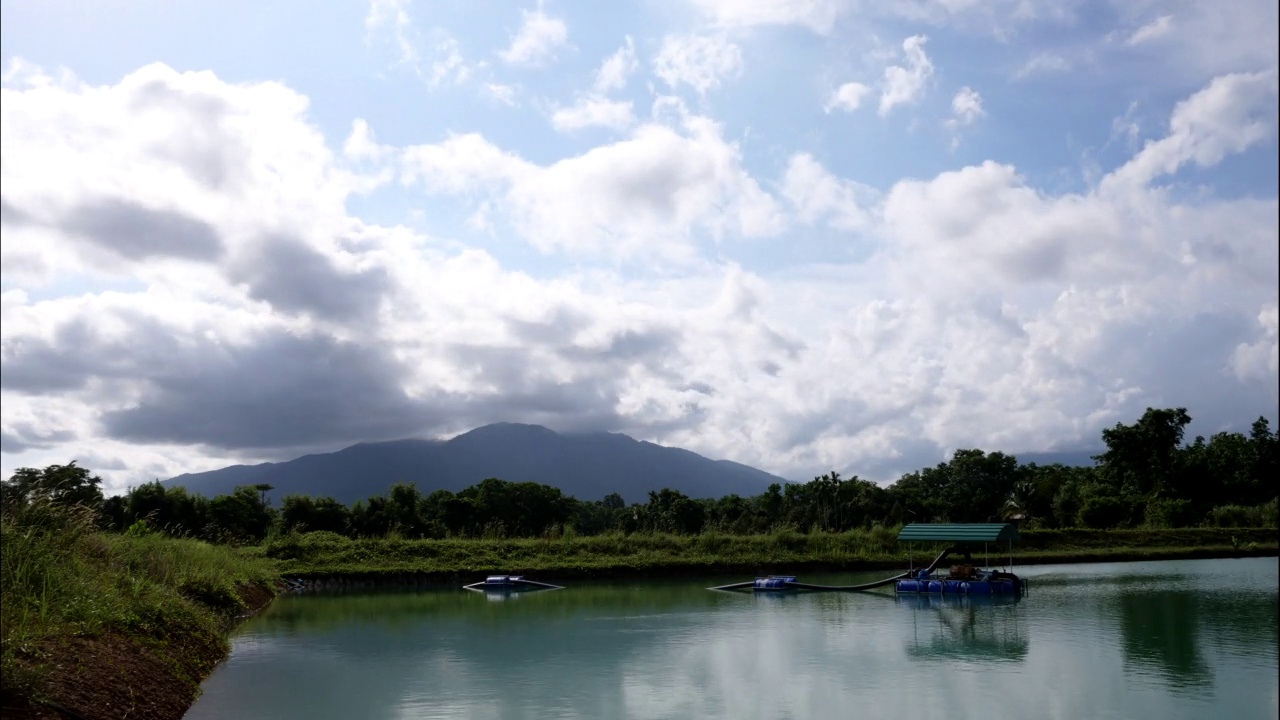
[1,0,1277,495]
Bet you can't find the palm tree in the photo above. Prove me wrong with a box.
[1002,480,1035,523]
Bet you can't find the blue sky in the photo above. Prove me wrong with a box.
[2,0,1277,493]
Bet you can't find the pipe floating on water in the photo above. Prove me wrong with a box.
[707,545,959,594]
[463,575,565,592]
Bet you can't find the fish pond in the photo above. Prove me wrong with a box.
[186,557,1278,720]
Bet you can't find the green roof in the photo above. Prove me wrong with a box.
[896,523,1020,544]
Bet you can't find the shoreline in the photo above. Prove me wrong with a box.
[279,544,1279,590]
[8,540,1275,719]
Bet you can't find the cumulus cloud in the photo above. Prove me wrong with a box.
[653,34,743,96]
[824,82,871,113]
[1105,70,1279,189]
[781,153,875,231]
[551,96,634,131]
[400,115,784,257]
[499,6,568,66]
[2,60,1276,494]
[593,37,638,93]
[879,35,933,116]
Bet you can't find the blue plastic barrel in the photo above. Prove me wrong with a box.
[928,580,943,593]
[968,581,991,594]
[897,579,918,592]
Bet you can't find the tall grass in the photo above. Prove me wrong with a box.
[0,499,278,705]
[257,525,1279,578]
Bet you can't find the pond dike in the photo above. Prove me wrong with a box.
[276,544,1279,593]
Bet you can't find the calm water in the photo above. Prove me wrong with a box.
[186,557,1278,720]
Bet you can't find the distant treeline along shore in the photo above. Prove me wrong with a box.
[3,407,1277,543]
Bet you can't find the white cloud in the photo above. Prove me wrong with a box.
[949,86,984,125]
[684,0,846,33]
[781,153,875,230]
[824,82,871,113]
[499,6,569,66]
[1126,15,1174,46]
[483,82,520,106]
[429,36,470,86]
[401,116,785,258]
[1232,306,1279,383]
[1106,70,1279,190]
[551,96,634,131]
[593,37,638,93]
[653,34,743,96]
[1013,52,1070,80]
[2,60,1276,493]
[879,35,934,116]
[365,0,420,70]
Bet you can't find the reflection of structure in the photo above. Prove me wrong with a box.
[900,594,1029,662]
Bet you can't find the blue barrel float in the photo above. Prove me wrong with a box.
[753,576,798,591]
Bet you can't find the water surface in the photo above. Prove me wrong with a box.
[187,557,1278,720]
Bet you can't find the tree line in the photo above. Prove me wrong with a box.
[2,407,1276,543]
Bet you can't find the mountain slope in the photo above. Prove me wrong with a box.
[166,423,789,504]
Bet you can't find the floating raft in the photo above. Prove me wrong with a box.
[463,575,564,592]
[708,523,1028,596]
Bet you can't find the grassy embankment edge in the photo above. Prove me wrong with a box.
[0,505,280,719]
[257,527,1280,582]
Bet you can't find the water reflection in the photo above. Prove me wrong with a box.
[187,559,1279,720]
[899,594,1029,663]
[1115,590,1212,690]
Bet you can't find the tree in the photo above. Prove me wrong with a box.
[2,462,104,511]
[1095,407,1191,497]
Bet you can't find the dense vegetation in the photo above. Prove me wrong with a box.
[3,408,1276,549]
[257,526,1278,579]
[0,481,278,713]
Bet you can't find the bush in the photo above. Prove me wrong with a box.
[1144,498,1196,528]
[1077,496,1129,529]
[1208,504,1263,528]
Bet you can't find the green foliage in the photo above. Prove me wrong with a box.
[1078,495,1131,529]
[0,495,277,706]
[1,461,104,512]
[1208,505,1266,528]
[1144,498,1196,528]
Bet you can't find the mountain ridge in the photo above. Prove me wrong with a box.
[166,423,789,504]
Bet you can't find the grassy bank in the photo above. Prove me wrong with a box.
[0,503,279,720]
[257,526,1279,580]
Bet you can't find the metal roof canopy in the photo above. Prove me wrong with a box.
[896,523,1020,544]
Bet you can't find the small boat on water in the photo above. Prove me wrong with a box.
[463,575,564,593]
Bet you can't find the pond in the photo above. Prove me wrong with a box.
[185,557,1278,720]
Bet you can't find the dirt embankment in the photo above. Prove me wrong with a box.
[2,582,278,720]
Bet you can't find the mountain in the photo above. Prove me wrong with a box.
[165,423,789,505]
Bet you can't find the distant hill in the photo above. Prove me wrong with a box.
[165,423,789,505]
[1015,450,1099,467]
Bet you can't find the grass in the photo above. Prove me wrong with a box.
[256,526,1279,579]
[0,502,279,711]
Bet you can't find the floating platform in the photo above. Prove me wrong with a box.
[708,524,1029,596]
[463,575,564,593]
[895,570,1025,596]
